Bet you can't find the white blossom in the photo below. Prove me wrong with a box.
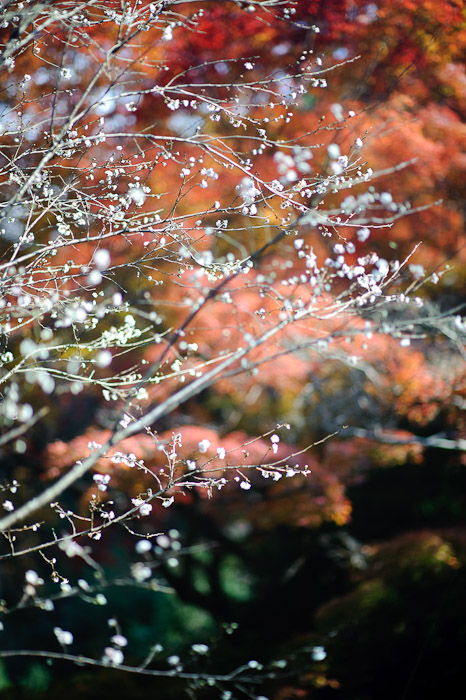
[327,143,341,159]
[54,627,73,646]
[357,227,371,242]
[162,24,173,41]
[139,503,152,516]
[111,634,128,647]
[135,539,152,554]
[128,187,146,206]
[380,192,393,206]
[25,570,43,586]
[131,562,152,582]
[103,647,124,665]
[94,249,111,270]
[311,646,327,661]
[198,439,211,453]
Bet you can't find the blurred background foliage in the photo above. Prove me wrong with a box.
[1,1,466,698]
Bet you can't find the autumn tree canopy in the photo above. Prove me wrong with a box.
[0,1,465,698]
